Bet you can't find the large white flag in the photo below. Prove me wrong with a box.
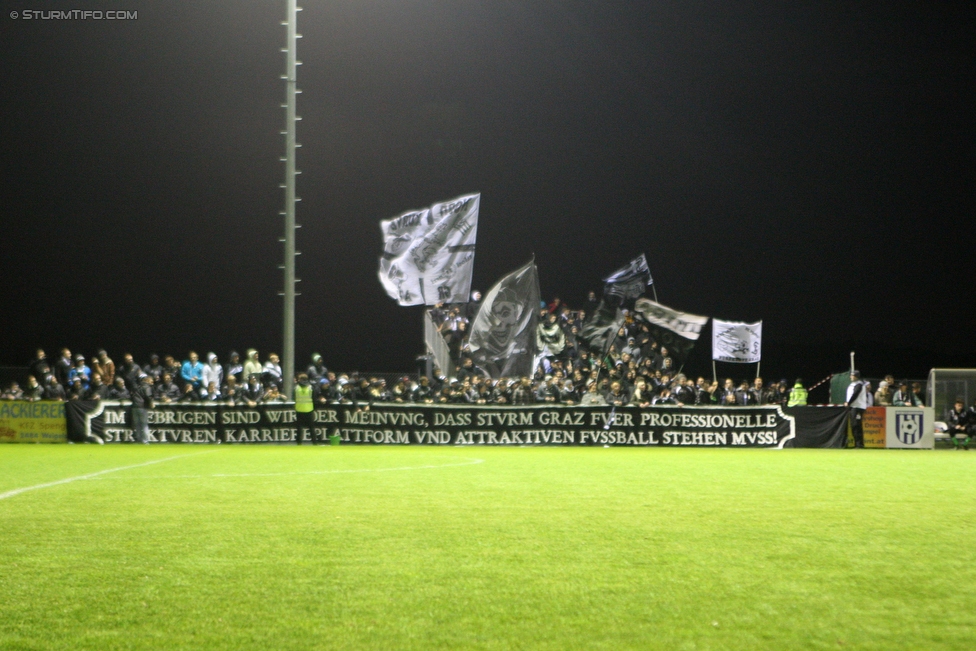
[378,193,479,305]
[712,319,762,363]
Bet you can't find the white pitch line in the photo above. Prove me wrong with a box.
[0,453,211,502]
[89,456,486,480]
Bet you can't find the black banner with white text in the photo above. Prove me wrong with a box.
[66,402,797,448]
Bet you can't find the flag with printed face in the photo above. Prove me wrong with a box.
[467,259,540,378]
[378,193,479,305]
[711,319,762,363]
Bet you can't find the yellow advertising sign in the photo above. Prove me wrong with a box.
[0,401,67,443]
[863,407,886,449]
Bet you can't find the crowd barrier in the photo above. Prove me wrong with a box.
[0,401,934,449]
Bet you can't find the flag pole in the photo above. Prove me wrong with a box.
[280,0,301,398]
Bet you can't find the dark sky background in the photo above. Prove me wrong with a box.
[1,1,973,384]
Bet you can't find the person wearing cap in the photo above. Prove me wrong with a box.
[892,382,921,407]
[873,380,892,406]
[946,398,970,450]
[845,370,869,448]
[68,355,91,389]
[294,373,317,445]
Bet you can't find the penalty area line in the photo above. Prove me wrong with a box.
[0,452,213,502]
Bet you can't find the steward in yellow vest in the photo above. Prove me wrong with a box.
[787,379,808,407]
[294,374,318,444]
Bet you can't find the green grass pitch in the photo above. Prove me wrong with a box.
[1,445,974,650]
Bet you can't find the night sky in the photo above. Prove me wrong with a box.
[2,1,973,382]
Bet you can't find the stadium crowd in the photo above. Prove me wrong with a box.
[3,293,936,415]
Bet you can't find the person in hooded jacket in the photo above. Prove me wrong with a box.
[202,353,223,391]
[243,350,263,382]
[307,354,327,383]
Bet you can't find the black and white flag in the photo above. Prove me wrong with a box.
[603,253,652,303]
[467,259,540,378]
[712,319,762,363]
[633,298,710,366]
[378,193,479,305]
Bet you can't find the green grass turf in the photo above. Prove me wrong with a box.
[0,445,974,650]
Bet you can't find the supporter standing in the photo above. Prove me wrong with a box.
[143,354,164,382]
[243,350,263,381]
[181,352,205,390]
[202,353,223,390]
[225,351,244,383]
[68,355,91,389]
[263,353,283,389]
[307,354,327,383]
[845,370,869,448]
[93,349,115,385]
[131,376,155,444]
[54,348,73,386]
[29,349,53,384]
[117,354,142,390]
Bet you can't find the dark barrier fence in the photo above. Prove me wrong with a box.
[64,401,849,448]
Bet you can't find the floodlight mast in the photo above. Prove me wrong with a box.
[280,0,302,398]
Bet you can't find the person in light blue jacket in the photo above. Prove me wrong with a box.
[181,351,205,390]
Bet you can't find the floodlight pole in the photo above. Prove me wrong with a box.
[280,0,302,398]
